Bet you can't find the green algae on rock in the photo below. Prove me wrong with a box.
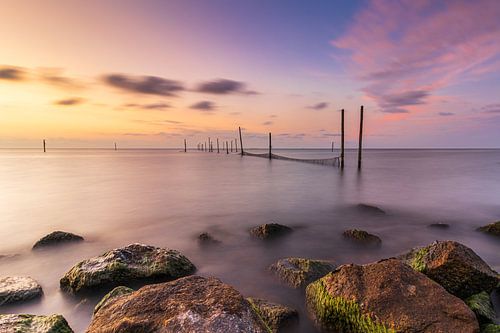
[342,229,382,245]
[93,286,134,315]
[247,298,298,333]
[466,291,497,325]
[250,223,293,240]
[60,243,196,293]
[87,275,269,333]
[482,324,500,333]
[32,231,83,250]
[0,276,43,306]
[269,257,335,288]
[399,240,499,299]
[477,221,500,237]
[306,259,479,333]
[0,314,73,333]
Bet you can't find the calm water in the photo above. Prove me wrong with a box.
[1,148,499,332]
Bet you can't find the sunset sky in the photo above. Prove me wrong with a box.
[1,0,500,148]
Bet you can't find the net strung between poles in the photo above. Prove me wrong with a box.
[242,151,340,167]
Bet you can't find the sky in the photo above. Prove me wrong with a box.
[1,0,500,148]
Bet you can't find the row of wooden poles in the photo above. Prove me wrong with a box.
[192,137,240,154]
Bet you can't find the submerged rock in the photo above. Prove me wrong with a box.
[0,314,73,333]
[250,223,292,240]
[247,298,298,333]
[356,203,386,215]
[466,291,497,325]
[93,286,134,315]
[198,232,221,245]
[33,231,84,249]
[428,222,450,229]
[87,275,269,333]
[342,229,382,245]
[478,221,500,237]
[0,276,43,306]
[306,258,479,333]
[399,240,499,299]
[269,257,335,289]
[60,243,196,293]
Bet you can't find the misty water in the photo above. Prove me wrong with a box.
[1,148,499,332]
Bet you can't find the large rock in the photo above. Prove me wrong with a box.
[87,275,269,333]
[356,203,386,215]
[0,276,43,306]
[60,243,196,293]
[247,298,298,333]
[93,286,134,315]
[478,221,500,237]
[269,257,335,288]
[465,291,497,325]
[399,240,499,299]
[198,232,221,245]
[0,314,73,333]
[250,223,292,240]
[306,259,479,333]
[342,229,382,245]
[33,231,84,249]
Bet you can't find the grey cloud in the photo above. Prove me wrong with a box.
[196,79,257,95]
[104,74,184,96]
[190,100,216,111]
[308,102,329,110]
[54,98,85,106]
[0,66,26,80]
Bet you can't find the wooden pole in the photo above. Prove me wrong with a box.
[341,109,345,169]
[239,127,244,156]
[226,141,229,154]
[358,105,364,169]
[268,132,272,159]
[184,139,187,152]
[43,139,46,153]
[331,141,334,152]
[208,138,211,152]
[235,139,238,152]
[114,142,117,151]
[230,140,233,152]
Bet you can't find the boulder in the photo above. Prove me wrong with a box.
[478,221,500,237]
[0,314,73,333]
[0,276,43,306]
[60,243,196,293]
[356,203,386,215]
[269,257,335,288]
[33,231,84,249]
[342,229,382,245]
[428,223,450,229]
[399,240,499,299]
[198,232,221,245]
[93,286,134,315]
[482,324,500,332]
[306,258,479,333]
[250,223,292,240]
[465,291,497,325]
[87,275,269,333]
[247,298,298,333]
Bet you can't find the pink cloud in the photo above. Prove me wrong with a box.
[332,0,500,114]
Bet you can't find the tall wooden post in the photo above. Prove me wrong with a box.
[358,105,364,169]
[331,141,334,152]
[184,139,187,152]
[239,127,244,156]
[217,138,220,153]
[226,141,229,154]
[209,138,211,152]
[341,109,345,169]
[268,132,272,159]
[114,142,117,151]
[43,139,46,153]
[235,139,238,152]
[230,140,232,152]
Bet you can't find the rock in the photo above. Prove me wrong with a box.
[269,257,335,289]
[428,222,450,229]
[399,240,499,299]
[93,286,134,315]
[247,298,298,333]
[32,231,84,249]
[356,203,386,215]
[87,275,269,333]
[0,276,43,306]
[478,221,500,237]
[482,324,500,332]
[198,232,221,245]
[60,243,196,293]
[0,314,73,332]
[250,223,292,240]
[466,291,497,325]
[306,258,479,333]
[342,229,382,245]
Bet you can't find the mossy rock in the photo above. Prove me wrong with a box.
[0,276,43,306]
[482,324,500,333]
[399,240,499,299]
[247,298,298,333]
[466,291,497,325]
[269,257,335,288]
[32,231,83,250]
[342,229,382,245]
[250,223,293,240]
[0,314,73,332]
[356,204,386,215]
[478,221,500,237]
[93,286,134,315]
[305,258,479,333]
[60,243,196,293]
[198,232,221,245]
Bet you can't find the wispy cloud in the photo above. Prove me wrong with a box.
[438,112,455,116]
[262,121,273,126]
[195,79,257,95]
[124,102,171,110]
[38,68,83,89]
[0,66,26,81]
[481,103,500,113]
[190,100,216,112]
[103,74,184,96]
[307,102,329,110]
[53,98,85,106]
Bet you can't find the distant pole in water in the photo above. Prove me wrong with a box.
[114,142,117,151]
[341,109,345,169]
[230,140,233,152]
[205,142,207,152]
[208,137,211,152]
[239,127,244,156]
[268,132,272,160]
[226,141,229,154]
[331,141,334,152]
[184,139,187,153]
[358,105,364,170]
[43,139,46,153]
[217,138,220,153]
[235,139,238,152]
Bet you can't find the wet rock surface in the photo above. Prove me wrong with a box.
[87,275,269,333]
[428,222,450,229]
[0,314,73,333]
[250,223,293,240]
[478,221,500,237]
[356,203,386,215]
[342,229,382,245]
[198,232,221,245]
[247,298,298,333]
[0,276,43,306]
[93,286,134,315]
[466,291,497,325]
[399,240,499,299]
[60,243,196,293]
[33,231,84,249]
[269,257,335,289]
[306,258,479,333]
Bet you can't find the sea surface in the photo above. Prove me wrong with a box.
[0,148,499,332]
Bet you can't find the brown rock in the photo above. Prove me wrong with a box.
[250,223,292,240]
[342,229,382,245]
[247,298,298,333]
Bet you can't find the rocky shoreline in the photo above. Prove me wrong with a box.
[1,214,499,332]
